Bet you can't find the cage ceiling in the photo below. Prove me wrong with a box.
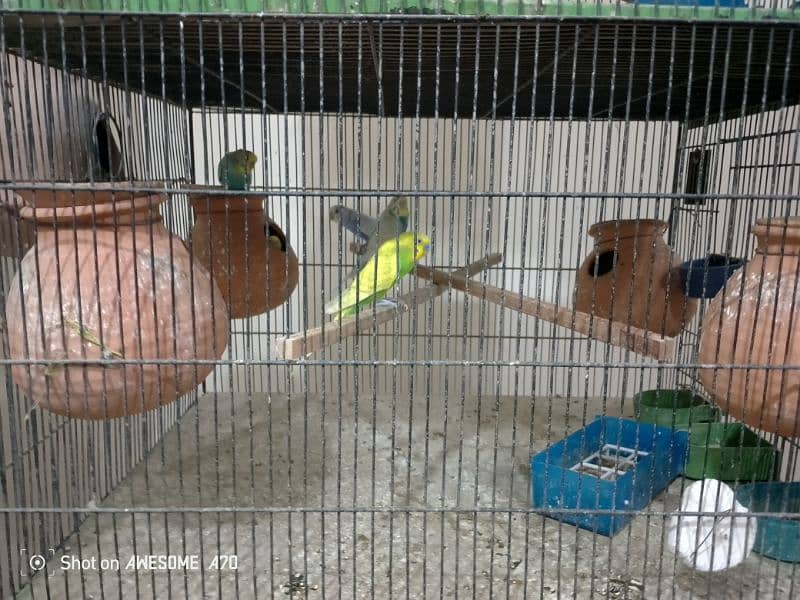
[1,12,799,120]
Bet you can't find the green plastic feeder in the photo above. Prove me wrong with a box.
[684,423,780,482]
[735,482,800,563]
[634,389,718,430]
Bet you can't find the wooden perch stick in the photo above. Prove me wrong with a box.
[414,265,676,362]
[273,253,503,360]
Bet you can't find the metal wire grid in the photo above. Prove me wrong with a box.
[0,49,199,596]
[3,13,799,119]
[0,9,797,600]
[672,105,800,473]
[2,0,799,17]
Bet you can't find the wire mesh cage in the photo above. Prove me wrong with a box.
[1,1,799,598]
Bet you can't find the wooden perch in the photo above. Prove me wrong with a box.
[414,266,677,362]
[273,253,503,360]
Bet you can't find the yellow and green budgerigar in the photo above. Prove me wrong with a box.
[217,149,257,190]
[325,231,431,320]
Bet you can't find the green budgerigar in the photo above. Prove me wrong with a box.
[217,149,257,190]
[324,231,430,320]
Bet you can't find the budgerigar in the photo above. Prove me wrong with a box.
[324,231,430,320]
[265,222,286,251]
[217,149,257,191]
[329,196,410,267]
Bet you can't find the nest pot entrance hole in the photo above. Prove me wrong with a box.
[94,113,124,178]
[588,250,618,278]
[265,223,288,251]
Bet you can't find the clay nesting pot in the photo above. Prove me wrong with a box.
[574,219,697,337]
[189,194,299,319]
[3,184,230,419]
[699,217,800,438]
[0,202,35,259]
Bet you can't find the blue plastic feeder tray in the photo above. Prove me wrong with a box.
[531,417,688,536]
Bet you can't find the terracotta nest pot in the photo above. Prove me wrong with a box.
[0,200,35,259]
[189,193,299,319]
[574,219,697,337]
[699,217,800,438]
[3,184,230,419]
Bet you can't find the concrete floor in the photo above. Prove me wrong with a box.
[17,392,798,599]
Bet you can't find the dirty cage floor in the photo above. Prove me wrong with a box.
[17,393,797,599]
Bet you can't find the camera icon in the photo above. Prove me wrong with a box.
[28,555,46,571]
[19,548,55,577]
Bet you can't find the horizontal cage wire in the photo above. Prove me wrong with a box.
[0,2,799,600]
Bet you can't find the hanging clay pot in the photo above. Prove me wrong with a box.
[698,217,800,438]
[189,193,299,319]
[574,219,697,337]
[3,184,229,419]
[0,201,35,259]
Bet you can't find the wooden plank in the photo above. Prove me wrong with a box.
[414,265,677,362]
[273,253,503,360]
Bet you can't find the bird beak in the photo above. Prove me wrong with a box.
[424,244,431,253]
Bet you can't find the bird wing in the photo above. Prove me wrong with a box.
[378,197,409,239]
[351,197,410,266]
[324,248,401,315]
[354,229,403,269]
[350,198,405,244]
[375,214,405,239]
[332,206,376,243]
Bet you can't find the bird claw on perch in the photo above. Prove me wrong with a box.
[376,297,408,311]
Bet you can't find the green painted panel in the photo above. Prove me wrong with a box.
[3,1,799,23]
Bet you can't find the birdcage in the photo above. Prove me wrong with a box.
[1,0,799,598]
